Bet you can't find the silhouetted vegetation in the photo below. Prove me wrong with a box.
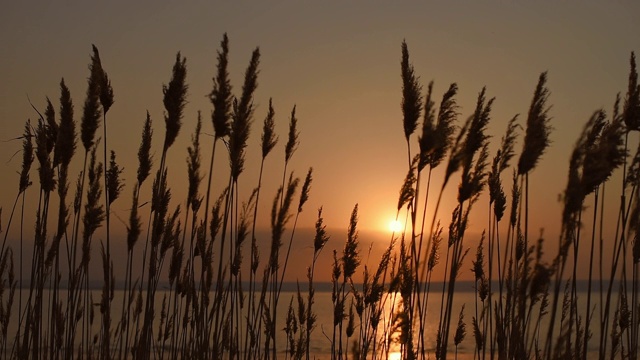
[0,36,639,360]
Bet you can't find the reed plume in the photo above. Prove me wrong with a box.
[106,151,124,205]
[230,48,260,180]
[162,53,188,152]
[138,112,153,186]
[517,72,552,176]
[401,40,422,164]
[19,121,34,194]
[419,82,458,171]
[623,52,640,131]
[203,34,233,255]
[285,106,300,164]
[54,79,76,168]
[81,47,103,152]
[187,112,203,210]
[209,33,233,139]
[262,98,278,158]
[82,146,104,246]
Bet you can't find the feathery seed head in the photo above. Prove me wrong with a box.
[471,231,485,281]
[418,81,436,172]
[518,72,552,175]
[298,167,313,213]
[428,224,442,271]
[496,115,520,174]
[261,98,278,159]
[342,204,360,281]
[44,98,58,155]
[92,45,114,114]
[83,145,105,242]
[430,83,459,169]
[229,98,252,180]
[285,105,299,163]
[401,40,422,141]
[313,207,330,254]
[187,112,203,207]
[398,160,417,210]
[210,33,233,139]
[229,49,260,180]
[19,120,34,193]
[81,46,103,151]
[54,79,77,168]
[581,111,626,194]
[210,190,225,243]
[126,189,141,251]
[137,111,153,185]
[454,304,466,346]
[162,52,188,151]
[623,52,640,131]
[237,47,260,125]
[106,150,124,205]
[509,170,520,227]
[35,117,56,192]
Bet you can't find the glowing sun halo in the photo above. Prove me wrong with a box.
[389,220,403,233]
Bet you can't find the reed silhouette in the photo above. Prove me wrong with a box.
[0,38,638,360]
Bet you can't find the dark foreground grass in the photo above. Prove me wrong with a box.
[0,36,639,360]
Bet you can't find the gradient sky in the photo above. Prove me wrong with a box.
[1,1,639,281]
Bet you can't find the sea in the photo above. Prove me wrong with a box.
[4,285,606,359]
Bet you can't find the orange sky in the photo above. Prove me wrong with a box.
[1,1,639,282]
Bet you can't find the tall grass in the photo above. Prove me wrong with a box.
[0,38,638,360]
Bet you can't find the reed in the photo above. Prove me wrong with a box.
[2,37,640,360]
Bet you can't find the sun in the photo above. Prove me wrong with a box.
[388,219,404,233]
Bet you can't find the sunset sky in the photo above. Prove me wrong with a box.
[1,1,639,281]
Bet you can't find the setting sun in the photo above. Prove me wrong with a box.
[389,219,404,233]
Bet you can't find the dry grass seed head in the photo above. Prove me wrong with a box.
[581,110,626,194]
[106,150,124,205]
[454,304,467,346]
[444,114,471,186]
[285,106,299,163]
[418,81,436,171]
[81,46,103,151]
[161,206,181,259]
[35,117,56,192]
[45,98,58,155]
[459,142,490,203]
[398,160,417,210]
[137,112,153,185]
[210,33,233,139]
[401,40,422,141]
[428,223,442,271]
[343,204,361,281]
[19,120,34,193]
[187,112,203,208]
[313,207,330,255]
[54,78,77,168]
[91,45,114,114]
[471,231,485,281]
[298,167,313,213]
[518,72,552,175]
[230,49,260,180]
[126,189,142,251]
[261,98,278,158]
[562,110,607,225]
[269,175,300,271]
[623,52,640,131]
[83,145,104,242]
[236,47,260,129]
[162,53,188,151]
[430,83,459,169]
